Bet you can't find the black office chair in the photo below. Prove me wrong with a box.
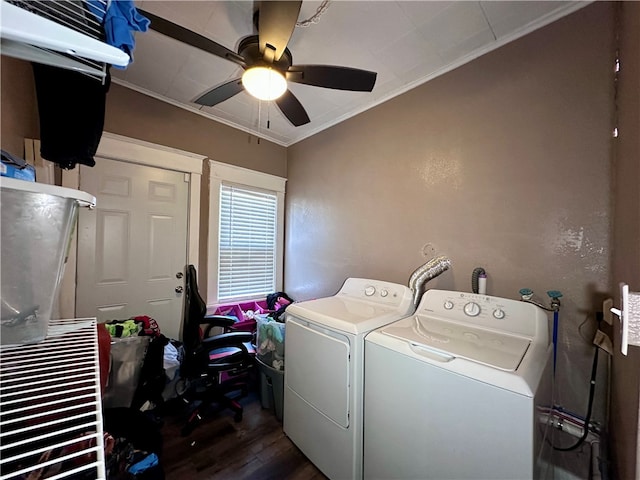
[179,264,255,436]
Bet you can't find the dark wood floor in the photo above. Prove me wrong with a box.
[159,387,327,480]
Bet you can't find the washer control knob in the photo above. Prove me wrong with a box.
[443,300,454,310]
[365,286,376,296]
[380,289,389,297]
[493,308,506,319]
[463,302,481,317]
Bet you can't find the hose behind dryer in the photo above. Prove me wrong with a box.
[471,267,486,294]
[409,256,451,307]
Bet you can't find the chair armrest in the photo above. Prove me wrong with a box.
[201,315,237,337]
[200,331,253,350]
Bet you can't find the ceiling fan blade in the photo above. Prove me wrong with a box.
[258,1,302,62]
[138,8,246,68]
[275,89,310,127]
[194,79,244,107]
[286,65,377,92]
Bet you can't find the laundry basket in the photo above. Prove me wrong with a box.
[256,315,285,420]
[256,315,285,370]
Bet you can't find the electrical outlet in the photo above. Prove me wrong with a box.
[421,243,436,258]
[603,298,613,325]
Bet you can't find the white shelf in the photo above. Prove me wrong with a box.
[0,0,129,69]
[0,318,106,479]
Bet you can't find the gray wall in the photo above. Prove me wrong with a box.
[286,3,614,476]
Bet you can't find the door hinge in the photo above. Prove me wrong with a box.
[184,173,190,183]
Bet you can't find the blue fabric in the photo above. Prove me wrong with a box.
[103,0,150,68]
[127,452,159,474]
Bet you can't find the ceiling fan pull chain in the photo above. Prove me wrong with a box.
[296,0,331,28]
[258,98,262,141]
[267,101,271,130]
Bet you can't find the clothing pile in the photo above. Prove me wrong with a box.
[266,291,295,321]
[103,407,164,480]
[256,292,295,370]
[104,315,161,338]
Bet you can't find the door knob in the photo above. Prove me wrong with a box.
[175,286,183,293]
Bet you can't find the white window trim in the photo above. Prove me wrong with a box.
[207,160,286,307]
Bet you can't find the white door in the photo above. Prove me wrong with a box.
[76,157,189,340]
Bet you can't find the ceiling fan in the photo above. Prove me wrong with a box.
[137,1,377,127]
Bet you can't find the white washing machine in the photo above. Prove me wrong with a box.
[364,289,553,480]
[284,278,414,480]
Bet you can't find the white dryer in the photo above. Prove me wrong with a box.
[364,289,553,480]
[284,278,414,480]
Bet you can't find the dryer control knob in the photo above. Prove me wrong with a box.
[365,286,376,296]
[493,309,506,319]
[444,301,454,310]
[463,302,481,317]
[380,289,389,297]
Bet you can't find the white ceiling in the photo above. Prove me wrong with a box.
[113,1,589,147]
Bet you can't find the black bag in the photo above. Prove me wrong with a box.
[131,335,170,411]
[266,292,295,322]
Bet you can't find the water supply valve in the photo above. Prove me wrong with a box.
[547,290,563,311]
[519,288,533,301]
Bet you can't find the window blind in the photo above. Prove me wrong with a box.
[218,183,277,301]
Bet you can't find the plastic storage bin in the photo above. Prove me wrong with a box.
[0,177,95,346]
[211,300,269,333]
[256,357,284,421]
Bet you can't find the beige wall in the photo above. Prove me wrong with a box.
[0,56,39,157]
[104,83,286,178]
[286,3,614,474]
[610,2,640,479]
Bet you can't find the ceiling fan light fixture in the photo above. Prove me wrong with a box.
[242,66,287,101]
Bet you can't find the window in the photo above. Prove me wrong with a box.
[218,184,277,301]
[208,161,286,305]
